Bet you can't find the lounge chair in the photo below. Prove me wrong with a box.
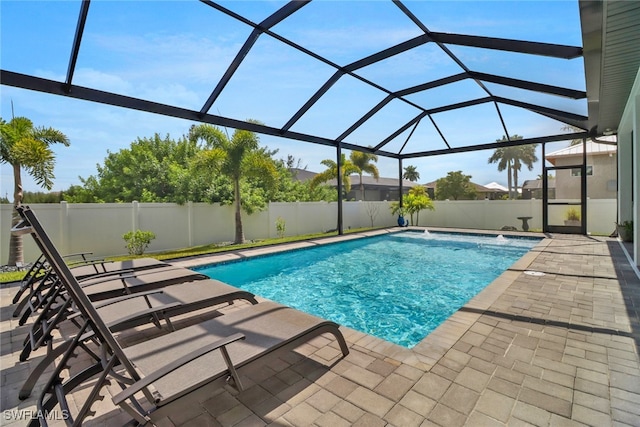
[16,205,349,426]
[77,266,208,301]
[11,210,259,398]
[17,278,259,399]
[18,276,259,361]
[67,256,168,279]
[11,252,167,306]
[13,262,208,321]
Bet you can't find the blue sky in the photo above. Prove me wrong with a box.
[1,0,585,198]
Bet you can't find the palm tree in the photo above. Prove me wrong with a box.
[1,116,70,265]
[488,145,516,199]
[562,124,585,146]
[390,185,434,225]
[489,137,539,199]
[349,150,379,200]
[188,123,277,244]
[310,154,358,199]
[403,165,420,182]
[512,145,538,196]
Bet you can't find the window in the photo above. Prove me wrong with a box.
[571,165,593,176]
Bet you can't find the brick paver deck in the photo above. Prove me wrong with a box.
[1,230,639,426]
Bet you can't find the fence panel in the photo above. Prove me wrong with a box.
[0,199,617,265]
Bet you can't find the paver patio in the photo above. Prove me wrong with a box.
[1,230,639,426]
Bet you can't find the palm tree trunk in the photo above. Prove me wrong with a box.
[8,163,24,266]
[513,167,519,200]
[233,178,244,244]
[507,161,513,200]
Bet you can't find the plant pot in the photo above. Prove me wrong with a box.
[617,225,633,242]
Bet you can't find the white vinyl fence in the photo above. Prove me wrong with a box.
[0,199,617,264]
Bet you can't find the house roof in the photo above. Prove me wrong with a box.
[522,179,556,190]
[545,139,617,164]
[483,182,509,192]
[424,180,493,193]
[289,168,318,182]
[328,175,420,189]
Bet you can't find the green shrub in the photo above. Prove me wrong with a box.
[565,207,580,221]
[275,217,286,238]
[123,230,156,255]
[616,220,633,242]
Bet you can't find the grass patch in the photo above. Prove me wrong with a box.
[1,227,381,284]
[1,270,26,283]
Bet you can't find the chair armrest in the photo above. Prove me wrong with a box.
[67,258,107,269]
[63,252,94,260]
[105,302,182,329]
[112,333,245,405]
[10,220,33,235]
[77,270,135,286]
[92,290,165,309]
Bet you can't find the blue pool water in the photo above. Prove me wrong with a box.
[195,231,539,348]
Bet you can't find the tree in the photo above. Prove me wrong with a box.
[268,158,335,202]
[65,131,330,205]
[349,150,379,200]
[488,136,538,199]
[403,165,420,182]
[435,171,477,200]
[66,133,200,203]
[562,125,585,146]
[404,186,434,225]
[0,116,69,266]
[390,186,434,226]
[488,136,519,199]
[511,145,538,198]
[310,154,359,199]
[189,124,278,244]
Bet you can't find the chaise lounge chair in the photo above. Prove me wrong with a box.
[13,261,208,322]
[11,211,259,398]
[67,255,169,279]
[17,205,349,427]
[11,252,168,307]
[17,277,260,399]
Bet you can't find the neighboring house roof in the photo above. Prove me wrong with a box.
[329,175,420,188]
[289,168,317,182]
[483,182,509,192]
[522,179,556,190]
[424,180,493,193]
[291,169,420,189]
[545,139,617,165]
[471,183,495,193]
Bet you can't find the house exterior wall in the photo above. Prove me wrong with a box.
[552,153,617,199]
[348,187,404,201]
[616,66,640,265]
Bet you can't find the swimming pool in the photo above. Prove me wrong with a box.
[195,231,539,348]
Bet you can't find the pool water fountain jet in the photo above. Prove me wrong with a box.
[496,235,508,243]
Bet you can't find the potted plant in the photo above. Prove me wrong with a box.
[616,220,633,242]
[564,208,581,226]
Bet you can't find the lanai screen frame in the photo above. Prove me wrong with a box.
[1,0,595,234]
